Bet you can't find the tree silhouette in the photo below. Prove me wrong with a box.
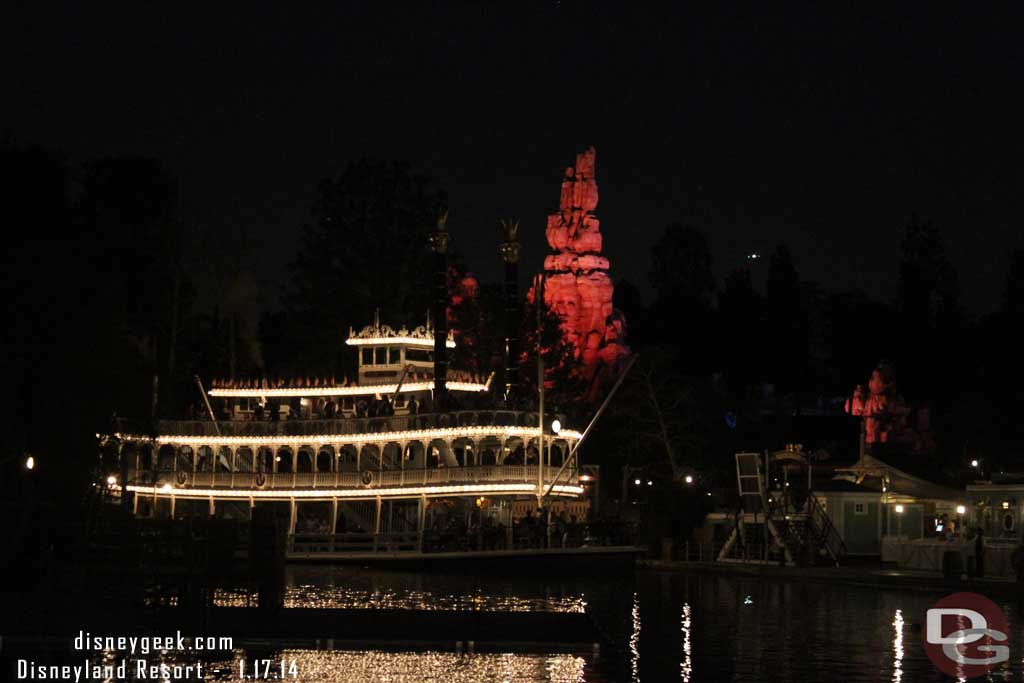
[718,267,764,397]
[648,223,715,373]
[284,159,446,374]
[897,215,960,328]
[764,244,810,399]
[519,291,585,414]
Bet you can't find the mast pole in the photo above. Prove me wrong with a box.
[429,209,450,410]
[500,219,520,403]
[536,273,545,506]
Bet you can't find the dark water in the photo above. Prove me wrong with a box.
[204,566,1024,682]
[10,567,1024,681]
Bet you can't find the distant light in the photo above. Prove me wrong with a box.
[1003,501,1010,510]
[276,456,281,462]
[956,505,966,515]
[747,253,760,261]
[647,480,653,486]
[971,459,979,468]
[580,474,593,482]
[161,484,173,491]
[744,595,753,605]
[706,492,712,497]
[25,456,35,470]
[895,505,904,513]
[684,475,693,484]
[550,419,561,434]
[106,476,117,486]
[634,478,641,486]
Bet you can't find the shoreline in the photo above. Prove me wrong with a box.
[638,558,1022,598]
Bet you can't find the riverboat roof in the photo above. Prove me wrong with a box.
[208,377,489,398]
[345,310,455,348]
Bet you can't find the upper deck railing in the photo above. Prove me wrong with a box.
[138,464,579,492]
[115,410,569,439]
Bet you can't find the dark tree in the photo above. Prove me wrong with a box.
[765,244,808,396]
[649,223,715,309]
[895,215,964,403]
[612,278,647,349]
[519,292,586,415]
[447,257,502,380]
[77,157,190,412]
[284,159,446,373]
[1001,248,1024,317]
[717,267,764,397]
[648,224,715,373]
[897,215,960,326]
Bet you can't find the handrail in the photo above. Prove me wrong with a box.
[809,495,847,562]
[144,464,577,492]
[113,410,570,439]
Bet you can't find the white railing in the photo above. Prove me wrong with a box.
[123,410,557,438]
[149,465,577,492]
[289,532,421,554]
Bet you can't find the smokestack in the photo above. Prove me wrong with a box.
[430,209,450,408]
[500,219,520,402]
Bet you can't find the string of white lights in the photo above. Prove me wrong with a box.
[114,424,582,447]
[344,336,455,348]
[127,482,584,499]
[208,381,486,398]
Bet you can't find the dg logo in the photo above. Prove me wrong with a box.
[924,592,1009,679]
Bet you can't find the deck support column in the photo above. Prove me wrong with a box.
[288,498,297,537]
[374,496,382,552]
[209,496,215,516]
[330,497,338,553]
[418,494,427,553]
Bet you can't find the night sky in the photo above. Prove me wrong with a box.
[5,4,1021,313]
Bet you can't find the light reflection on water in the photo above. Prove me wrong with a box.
[203,650,587,683]
[680,603,692,682]
[285,585,587,613]
[113,569,1024,682]
[212,587,586,613]
[892,608,904,683]
[629,592,640,683]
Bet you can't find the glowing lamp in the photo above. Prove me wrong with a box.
[106,476,117,486]
[1003,501,1011,509]
[971,459,979,468]
[25,456,35,470]
[550,419,561,434]
[647,480,653,486]
[895,505,904,514]
[684,475,693,484]
[956,505,966,515]
[634,478,641,486]
[161,483,173,491]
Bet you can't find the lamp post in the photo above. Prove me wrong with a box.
[535,272,545,507]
